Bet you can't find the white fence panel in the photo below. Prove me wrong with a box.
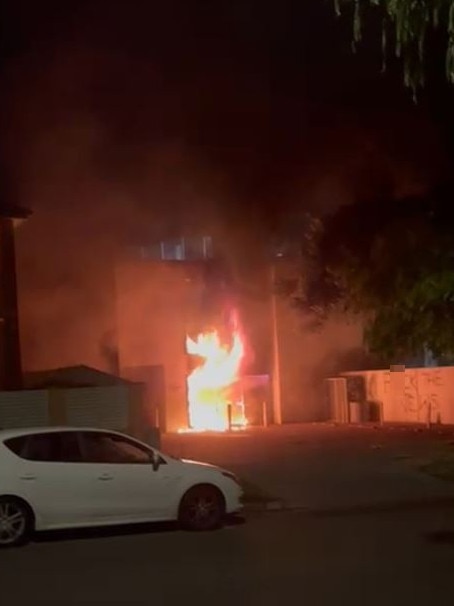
[65,386,129,430]
[0,390,49,428]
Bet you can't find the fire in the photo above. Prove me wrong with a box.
[185,327,247,431]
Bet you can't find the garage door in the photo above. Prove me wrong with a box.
[0,390,49,428]
[65,386,129,430]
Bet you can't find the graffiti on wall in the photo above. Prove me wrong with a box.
[394,369,442,422]
[402,372,422,418]
[419,369,442,423]
[343,366,451,424]
[370,368,443,423]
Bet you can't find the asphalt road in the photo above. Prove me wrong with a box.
[2,506,454,605]
[3,424,454,605]
[164,424,454,510]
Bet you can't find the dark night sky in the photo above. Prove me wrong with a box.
[0,1,448,221]
[0,0,451,369]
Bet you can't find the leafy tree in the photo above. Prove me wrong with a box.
[301,3,454,363]
[297,184,454,362]
[336,0,454,93]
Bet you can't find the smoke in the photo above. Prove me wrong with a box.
[2,36,225,370]
[0,0,447,372]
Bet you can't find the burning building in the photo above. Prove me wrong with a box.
[115,236,252,432]
[185,314,247,431]
[116,235,364,433]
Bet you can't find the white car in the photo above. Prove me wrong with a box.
[0,427,243,547]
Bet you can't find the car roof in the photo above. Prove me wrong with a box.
[0,427,126,441]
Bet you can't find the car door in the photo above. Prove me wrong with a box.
[77,431,178,523]
[4,431,96,529]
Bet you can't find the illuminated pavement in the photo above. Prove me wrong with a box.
[164,424,454,510]
[3,424,454,604]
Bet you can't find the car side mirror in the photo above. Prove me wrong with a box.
[151,451,161,472]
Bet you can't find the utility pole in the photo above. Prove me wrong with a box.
[270,263,282,424]
[0,207,31,390]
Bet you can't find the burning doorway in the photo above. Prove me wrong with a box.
[184,319,247,432]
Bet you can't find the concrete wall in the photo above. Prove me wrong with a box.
[342,366,454,425]
[16,207,118,375]
[116,261,206,433]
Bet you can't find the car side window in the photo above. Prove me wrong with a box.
[4,436,28,458]
[80,432,153,464]
[56,432,83,462]
[23,434,58,461]
[4,432,82,463]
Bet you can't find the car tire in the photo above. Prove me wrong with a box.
[178,485,226,531]
[0,497,34,548]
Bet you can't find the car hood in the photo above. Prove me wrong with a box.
[180,458,225,473]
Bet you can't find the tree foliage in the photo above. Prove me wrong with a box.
[337,0,454,93]
[298,185,454,361]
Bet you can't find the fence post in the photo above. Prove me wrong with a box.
[227,404,232,431]
[262,400,268,428]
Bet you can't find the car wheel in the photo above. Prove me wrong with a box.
[0,497,33,548]
[179,485,225,531]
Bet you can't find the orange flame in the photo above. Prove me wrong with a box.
[185,328,247,431]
